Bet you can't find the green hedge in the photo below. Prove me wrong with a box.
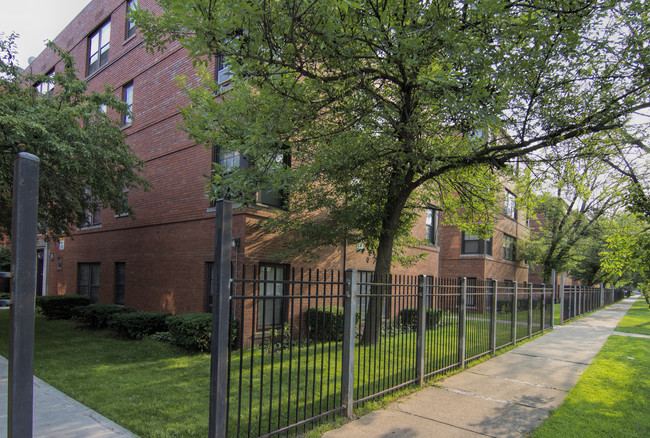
[73,303,135,329]
[398,307,442,331]
[306,307,360,342]
[108,312,169,339]
[37,295,92,319]
[166,313,239,351]
[166,313,212,351]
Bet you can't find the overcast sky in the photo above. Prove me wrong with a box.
[1,0,91,69]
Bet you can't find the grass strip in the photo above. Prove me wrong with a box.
[532,298,650,438]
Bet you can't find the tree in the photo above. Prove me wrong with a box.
[0,34,148,238]
[136,0,650,343]
[520,146,630,284]
[600,213,650,291]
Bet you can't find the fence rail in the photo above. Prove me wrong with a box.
[216,266,626,437]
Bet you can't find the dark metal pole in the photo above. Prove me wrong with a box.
[528,283,533,338]
[458,277,466,369]
[342,269,357,418]
[9,152,40,438]
[208,200,232,438]
[511,281,518,346]
[416,275,426,386]
[490,280,498,354]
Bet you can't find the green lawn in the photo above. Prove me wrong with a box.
[0,312,212,437]
[0,308,541,437]
[532,298,650,438]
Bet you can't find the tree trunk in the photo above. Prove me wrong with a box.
[361,188,411,345]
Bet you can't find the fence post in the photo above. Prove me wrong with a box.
[416,275,426,386]
[208,199,232,438]
[528,283,533,338]
[490,280,498,354]
[541,284,546,331]
[560,272,566,324]
[342,269,357,419]
[8,152,39,438]
[458,277,467,369]
[511,281,518,346]
[551,269,556,329]
[600,283,605,308]
[574,285,578,318]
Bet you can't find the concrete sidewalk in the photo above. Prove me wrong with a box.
[324,297,637,438]
[0,357,136,437]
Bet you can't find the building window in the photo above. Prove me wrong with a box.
[503,234,516,261]
[88,21,111,75]
[83,206,102,228]
[78,263,100,302]
[35,69,54,94]
[114,189,129,217]
[425,207,439,245]
[466,277,477,309]
[257,264,287,328]
[356,270,373,317]
[257,151,291,208]
[210,146,289,209]
[504,190,517,220]
[125,0,137,39]
[216,54,232,86]
[114,262,125,305]
[461,232,492,256]
[122,82,133,126]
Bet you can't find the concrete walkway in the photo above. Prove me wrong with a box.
[324,297,637,438]
[0,357,136,437]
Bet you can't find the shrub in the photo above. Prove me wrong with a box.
[306,307,360,342]
[167,313,212,351]
[398,307,442,331]
[37,295,92,319]
[73,303,135,329]
[108,312,169,339]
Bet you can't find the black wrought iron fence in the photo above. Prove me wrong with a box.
[560,285,615,323]
[224,266,619,437]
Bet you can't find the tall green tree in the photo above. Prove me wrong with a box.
[520,145,630,284]
[0,34,148,238]
[136,0,650,343]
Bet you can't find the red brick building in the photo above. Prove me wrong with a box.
[27,0,442,315]
[438,187,529,286]
[26,0,529,317]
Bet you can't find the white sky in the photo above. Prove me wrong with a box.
[0,0,92,69]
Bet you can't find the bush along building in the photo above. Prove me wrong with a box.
[29,0,528,324]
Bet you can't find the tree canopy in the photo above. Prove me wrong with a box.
[0,34,148,238]
[136,0,650,342]
[519,138,633,284]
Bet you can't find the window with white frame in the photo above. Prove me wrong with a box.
[35,69,54,94]
[88,21,111,75]
[125,0,137,39]
[216,54,232,86]
[425,207,439,245]
[504,190,517,220]
[122,81,133,126]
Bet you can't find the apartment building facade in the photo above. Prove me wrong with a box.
[438,188,530,286]
[27,0,443,315]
